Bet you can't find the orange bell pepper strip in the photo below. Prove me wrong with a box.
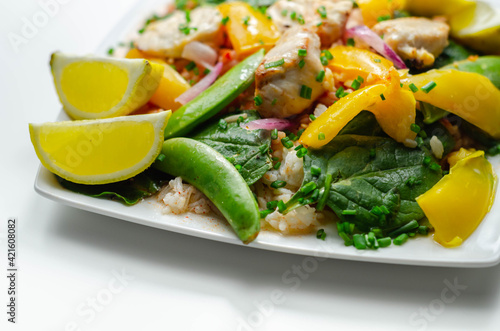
[402,69,500,139]
[416,149,497,247]
[300,84,388,148]
[125,49,190,111]
[218,2,280,58]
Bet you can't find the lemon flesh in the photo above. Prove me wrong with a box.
[29,111,171,184]
[51,52,164,119]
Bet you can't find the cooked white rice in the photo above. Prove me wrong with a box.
[158,177,216,215]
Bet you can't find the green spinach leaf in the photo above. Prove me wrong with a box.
[190,110,272,185]
[291,135,443,232]
[56,168,171,205]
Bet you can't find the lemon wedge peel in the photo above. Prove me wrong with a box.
[29,111,171,185]
[50,52,164,119]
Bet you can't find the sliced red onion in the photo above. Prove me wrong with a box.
[181,41,218,69]
[345,25,407,69]
[241,118,293,131]
[175,62,222,105]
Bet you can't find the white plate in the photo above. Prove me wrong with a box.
[35,0,500,268]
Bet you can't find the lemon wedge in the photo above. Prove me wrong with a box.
[29,111,171,184]
[50,52,164,119]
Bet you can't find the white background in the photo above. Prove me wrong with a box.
[1,0,500,330]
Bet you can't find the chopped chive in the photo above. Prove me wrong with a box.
[300,85,313,99]
[318,132,326,140]
[267,200,279,210]
[218,118,228,130]
[418,226,429,235]
[429,162,442,171]
[423,156,431,166]
[415,136,424,147]
[298,49,307,57]
[353,234,367,249]
[342,210,357,215]
[273,161,281,170]
[369,148,376,158]
[242,16,250,25]
[298,59,306,68]
[226,156,235,163]
[418,130,427,138]
[356,75,364,83]
[271,98,278,105]
[346,38,355,47]
[300,182,317,195]
[388,220,419,238]
[271,128,278,140]
[335,86,347,98]
[393,233,409,245]
[271,180,287,189]
[297,128,305,138]
[380,205,390,215]
[297,14,305,24]
[260,209,273,218]
[290,11,297,20]
[259,144,269,154]
[221,16,229,25]
[316,21,323,26]
[309,114,316,121]
[373,58,381,63]
[278,200,287,213]
[156,153,166,162]
[138,28,145,34]
[322,50,333,60]
[320,55,329,66]
[281,137,294,149]
[193,67,199,75]
[203,68,211,75]
[310,166,322,176]
[296,147,308,158]
[254,95,263,106]
[107,48,114,55]
[264,58,285,68]
[316,174,332,211]
[377,15,391,22]
[371,228,383,238]
[281,9,288,16]
[316,229,326,240]
[185,61,196,71]
[317,6,327,19]
[185,10,191,23]
[409,83,419,93]
[351,79,361,90]
[421,81,437,93]
[288,132,298,141]
[311,188,320,201]
[294,144,304,151]
[405,176,416,186]
[410,123,421,133]
[377,237,392,248]
[316,70,325,82]
[338,232,353,246]
[235,164,242,171]
[380,93,385,100]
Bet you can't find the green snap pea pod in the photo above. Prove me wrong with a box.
[443,56,500,89]
[164,49,265,139]
[153,137,260,244]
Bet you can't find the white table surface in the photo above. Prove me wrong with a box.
[2,1,500,330]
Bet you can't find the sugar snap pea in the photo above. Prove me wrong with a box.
[164,49,265,139]
[153,137,260,243]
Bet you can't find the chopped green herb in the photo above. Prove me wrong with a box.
[393,233,409,245]
[271,98,278,105]
[421,81,437,93]
[318,132,326,140]
[418,130,427,138]
[369,148,376,158]
[310,166,321,176]
[267,201,279,210]
[296,147,308,158]
[235,164,242,171]
[429,162,442,172]
[377,15,391,22]
[138,28,145,34]
[242,16,250,25]
[346,38,355,47]
[273,161,281,170]
[281,137,294,149]
[298,49,307,57]
[309,114,316,121]
[294,144,304,151]
[409,83,419,93]
[373,58,381,63]
[415,136,424,147]
[342,210,357,215]
[418,226,429,235]
[297,14,305,24]
[260,209,273,218]
[218,119,228,130]
[351,79,361,90]
[259,144,269,154]
[271,128,278,140]
[185,61,197,71]
[322,50,333,60]
[221,16,229,25]
[300,85,312,99]
[377,237,391,247]
[380,93,385,100]
[290,11,297,20]
[410,123,421,133]
[193,67,199,75]
[353,234,367,249]
[317,6,327,19]
[335,86,346,98]
[271,180,287,189]
[185,10,191,23]
[300,181,317,195]
[254,95,263,106]
[156,153,166,162]
[423,156,431,166]
[316,21,323,27]
[278,200,287,213]
[320,55,329,66]
[264,58,285,68]
[107,48,114,55]
[298,59,305,68]
[281,9,288,16]
[316,229,327,240]
[203,68,211,75]
[316,70,325,82]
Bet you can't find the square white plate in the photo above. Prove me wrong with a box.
[35,0,500,268]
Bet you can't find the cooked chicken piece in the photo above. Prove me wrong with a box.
[255,26,325,118]
[267,0,352,47]
[372,17,450,68]
[136,6,222,58]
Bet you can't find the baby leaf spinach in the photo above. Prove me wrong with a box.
[190,110,272,185]
[56,168,171,205]
[290,135,443,232]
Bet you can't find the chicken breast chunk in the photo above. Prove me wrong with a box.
[255,26,325,118]
[267,0,353,47]
[372,17,450,68]
[136,6,222,58]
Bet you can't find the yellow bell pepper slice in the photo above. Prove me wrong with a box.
[300,84,387,148]
[447,148,477,167]
[416,149,497,247]
[402,69,500,139]
[327,46,394,86]
[125,49,190,111]
[404,0,474,16]
[357,0,407,28]
[218,2,280,58]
